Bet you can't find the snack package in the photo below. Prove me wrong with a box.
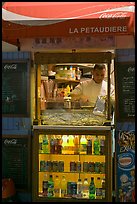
[93,96,106,117]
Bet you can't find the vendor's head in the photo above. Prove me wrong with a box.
[92,64,106,84]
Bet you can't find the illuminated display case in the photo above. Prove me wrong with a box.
[32,126,112,202]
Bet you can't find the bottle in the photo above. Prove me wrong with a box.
[42,135,50,153]
[74,135,79,154]
[48,175,54,197]
[77,178,83,198]
[68,135,74,154]
[94,136,100,155]
[62,135,68,154]
[76,67,81,80]
[100,137,105,155]
[87,138,92,155]
[80,135,87,154]
[54,175,60,197]
[83,178,89,198]
[43,174,48,196]
[101,178,106,199]
[60,175,67,197]
[50,135,56,154]
[89,177,96,200]
[96,177,102,199]
[39,134,43,153]
[56,137,62,154]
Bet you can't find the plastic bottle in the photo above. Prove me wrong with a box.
[83,178,89,198]
[77,178,83,198]
[87,138,92,155]
[68,135,74,154]
[95,177,102,199]
[43,173,48,196]
[100,136,105,155]
[74,135,79,154]
[62,135,68,154]
[42,135,50,153]
[80,135,87,154]
[89,177,96,200]
[94,136,100,155]
[60,175,67,197]
[54,175,60,197]
[39,134,43,153]
[76,67,81,80]
[50,135,56,154]
[48,175,54,197]
[101,178,106,199]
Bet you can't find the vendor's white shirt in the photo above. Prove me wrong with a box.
[71,78,114,107]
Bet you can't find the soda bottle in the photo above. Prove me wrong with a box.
[68,135,74,154]
[60,175,67,197]
[48,175,54,197]
[94,136,100,155]
[54,175,60,197]
[89,177,96,199]
[96,177,102,199]
[87,139,92,155]
[62,135,68,154]
[100,137,105,155]
[42,135,50,153]
[80,135,87,154]
[101,178,106,199]
[43,174,48,196]
[77,178,83,198]
[83,178,89,198]
[74,135,79,154]
[39,134,43,153]
[50,135,56,154]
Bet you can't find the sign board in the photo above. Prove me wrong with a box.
[2,61,29,116]
[115,62,135,122]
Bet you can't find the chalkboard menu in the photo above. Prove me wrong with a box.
[2,137,29,190]
[2,61,29,115]
[115,62,135,121]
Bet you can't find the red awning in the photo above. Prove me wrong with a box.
[2,2,135,46]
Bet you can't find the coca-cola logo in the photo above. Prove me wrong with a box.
[4,139,17,145]
[99,12,127,19]
[4,64,17,70]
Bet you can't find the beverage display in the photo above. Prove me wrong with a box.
[60,175,67,197]
[77,178,83,198]
[47,175,54,197]
[38,133,108,201]
[94,136,100,155]
[54,175,60,197]
[89,177,96,200]
[83,178,89,198]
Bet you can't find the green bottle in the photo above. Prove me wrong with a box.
[42,135,50,153]
[48,175,54,197]
[89,177,96,199]
[94,136,100,155]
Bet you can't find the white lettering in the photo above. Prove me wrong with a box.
[80,28,85,33]
[4,64,17,70]
[94,27,99,32]
[4,139,17,145]
[99,12,127,19]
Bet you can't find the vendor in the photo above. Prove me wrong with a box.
[70,64,115,107]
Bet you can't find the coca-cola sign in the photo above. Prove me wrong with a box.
[99,12,127,19]
[4,139,17,145]
[4,64,17,70]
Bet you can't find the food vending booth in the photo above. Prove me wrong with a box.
[2,2,135,202]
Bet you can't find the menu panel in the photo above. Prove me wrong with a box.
[115,62,135,121]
